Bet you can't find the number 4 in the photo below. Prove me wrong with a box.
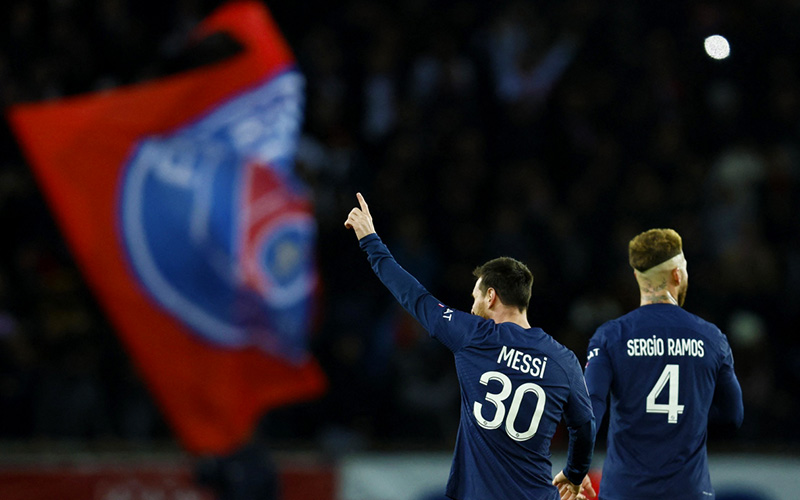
[646,364,684,423]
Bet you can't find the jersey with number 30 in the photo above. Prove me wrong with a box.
[585,303,743,500]
[360,234,594,500]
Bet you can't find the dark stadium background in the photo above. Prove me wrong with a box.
[0,0,798,494]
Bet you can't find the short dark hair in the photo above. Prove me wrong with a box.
[628,228,683,272]
[472,257,533,312]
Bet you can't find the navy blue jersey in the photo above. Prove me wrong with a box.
[360,234,594,500]
[585,303,743,500]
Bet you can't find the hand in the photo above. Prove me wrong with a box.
[553,471,596,500]
[574,474,596,500]
[344,192,376,240]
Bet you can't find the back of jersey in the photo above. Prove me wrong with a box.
[358,234,596,500]
[444,320,593,500]
[586,303,733,500]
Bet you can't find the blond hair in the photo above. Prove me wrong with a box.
[628,228,683,272]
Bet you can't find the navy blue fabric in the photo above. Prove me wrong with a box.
[360,234,594,500]
[585,303,743,500]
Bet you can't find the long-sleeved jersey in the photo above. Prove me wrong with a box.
[585,303,744,500]
[360,234,594,500]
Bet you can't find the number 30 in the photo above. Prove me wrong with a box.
[473,370,546,441]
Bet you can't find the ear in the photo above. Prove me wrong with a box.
[671,267,682,285]
[486,287,498,308]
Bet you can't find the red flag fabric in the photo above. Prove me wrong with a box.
[7,1,326,455]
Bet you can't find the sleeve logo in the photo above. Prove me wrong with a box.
[443,308,454,321]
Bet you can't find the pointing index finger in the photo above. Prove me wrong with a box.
[356,192,370,215]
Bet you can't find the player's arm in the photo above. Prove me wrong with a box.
[709,338,744,427]
[553,419,596,500]
[554,356,597,500]
[584,326,614,427]
[344,193,470,352]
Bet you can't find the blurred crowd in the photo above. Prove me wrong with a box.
[1,0,799,454]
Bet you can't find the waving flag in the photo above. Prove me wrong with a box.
[7,0,326,454]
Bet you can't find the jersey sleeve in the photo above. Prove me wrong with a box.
[563,353,596,484]
[710,334,744,427]
[359,234,481,352]
[565,353,595,427]
[584,322,615,428]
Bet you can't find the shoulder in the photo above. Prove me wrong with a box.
[591,315,626,343]
[682,308,722,333]
[534,329,584,375]
[667,307,726,342]
[435,306,496,352]
[679,308,732,353]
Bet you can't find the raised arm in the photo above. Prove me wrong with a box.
[344,194,429,321]
[344,193,482,353]
[344,193,431,324]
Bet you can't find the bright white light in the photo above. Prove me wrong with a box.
[704,35,730,60]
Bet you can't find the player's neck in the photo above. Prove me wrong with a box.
[639,289,679,306]
[636,273,680,306]
[490,309,531,329]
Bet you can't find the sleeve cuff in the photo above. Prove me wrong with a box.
[358,232,380,249]
[564,468,585,487]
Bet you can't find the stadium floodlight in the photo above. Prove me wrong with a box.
[704,35,731,60]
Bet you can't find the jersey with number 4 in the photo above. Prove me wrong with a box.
[585,303,743,500]
[360,234,594,500]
